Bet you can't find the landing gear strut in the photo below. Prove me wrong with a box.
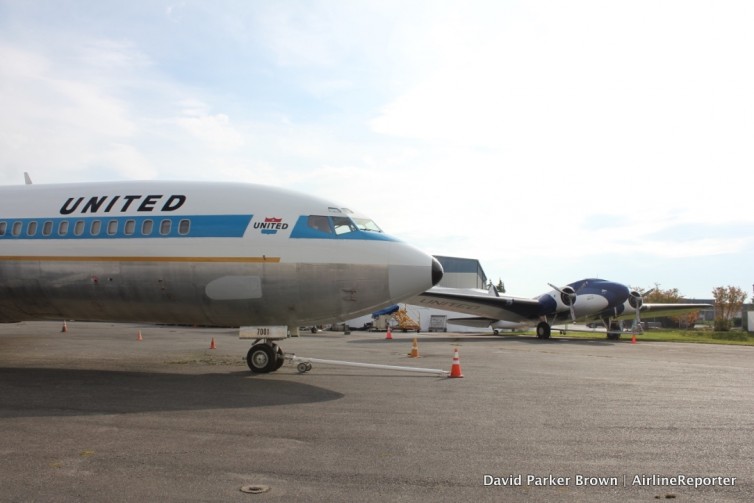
[246,342,285,373]
[536,321,551,339]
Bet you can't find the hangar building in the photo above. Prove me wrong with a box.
[433,255,487,289]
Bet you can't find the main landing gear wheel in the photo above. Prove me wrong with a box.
[607,322,622,340]
[536,321,551,339]
[247,343,285,373]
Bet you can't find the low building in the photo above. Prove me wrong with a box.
[433,255,488,289]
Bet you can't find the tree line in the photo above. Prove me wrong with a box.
[634,284,747,331]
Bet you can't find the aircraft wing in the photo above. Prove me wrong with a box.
[614,303,711,321]
[447,317,530,331]
[408,287,541,323]
[446,317,499,328]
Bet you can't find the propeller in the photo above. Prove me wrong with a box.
[628,288,654,332]
[548,283,577,322]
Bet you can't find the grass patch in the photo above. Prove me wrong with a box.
[166,353,244,366]
[622,329,754,345]
[512,329,754,346]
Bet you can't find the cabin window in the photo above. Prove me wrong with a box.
[178,219,190,235]
[107,220,118,236]
[124,220,135,235]
[74,220,85,236]
[160,219,171,235]
[27,221,38,236]
[332,216,357,235]
[42,221,53,236]
[12,221,22,236]
[141,219,153,236]
[0,221,5,236]
[58,221,69,236]
[90,220,101,236]
[307,215,332,234]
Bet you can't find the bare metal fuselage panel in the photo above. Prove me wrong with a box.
[0,258,389,326]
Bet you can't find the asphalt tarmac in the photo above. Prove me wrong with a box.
[1,322,752,502]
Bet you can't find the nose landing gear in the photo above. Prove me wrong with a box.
[240,326,292,374]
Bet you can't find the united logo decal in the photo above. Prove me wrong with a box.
[253,217,289,235]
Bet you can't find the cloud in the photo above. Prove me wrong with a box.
[0,42,140,182]
[0,35,244,184]
[98,143,157,179]
[365,0,754,268]
[173,101,245,151]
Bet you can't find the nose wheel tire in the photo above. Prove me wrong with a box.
[274,346,285,370]
[247,343,284,373]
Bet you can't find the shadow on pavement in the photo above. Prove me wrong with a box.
[0,367,343,418]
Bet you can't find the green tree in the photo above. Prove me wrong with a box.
[496,279,506,294]
[641,283,681,303]
[712,285,747,331]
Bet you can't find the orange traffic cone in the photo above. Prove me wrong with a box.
[209,337,216,350]
[137,330,143,341]
[61,321,68,333]
[408,338,419,358]
[449,347,464,378]
[385,326,393,340]
[631,333,637,344]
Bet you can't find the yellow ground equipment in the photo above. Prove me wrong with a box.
[392,306,420,332]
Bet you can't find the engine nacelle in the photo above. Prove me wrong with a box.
[558,286,576,307]
[544,283,578,321]
[627,290,643,310]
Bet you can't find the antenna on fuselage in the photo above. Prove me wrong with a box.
[23,172,33,185]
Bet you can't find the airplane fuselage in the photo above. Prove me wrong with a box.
[0,181,442,328]
[538,278,630,323]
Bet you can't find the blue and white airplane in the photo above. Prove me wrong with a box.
[0,178,443,372]
[408,278,709,339]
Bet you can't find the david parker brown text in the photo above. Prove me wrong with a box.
[483,474,737,488]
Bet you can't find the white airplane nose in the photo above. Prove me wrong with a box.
[388,245,443,302]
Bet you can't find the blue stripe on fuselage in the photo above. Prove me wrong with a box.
[0,215,252,239]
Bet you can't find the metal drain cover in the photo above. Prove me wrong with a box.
[240,484,271,494]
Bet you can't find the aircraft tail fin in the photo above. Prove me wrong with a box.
[24,172,33,185]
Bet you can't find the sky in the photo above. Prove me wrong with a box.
[1,0,753,299]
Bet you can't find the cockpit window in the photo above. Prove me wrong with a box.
[332,216,358,235]
[352,218,382,232]
[307,215,333,234]
[291,214,393,241]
